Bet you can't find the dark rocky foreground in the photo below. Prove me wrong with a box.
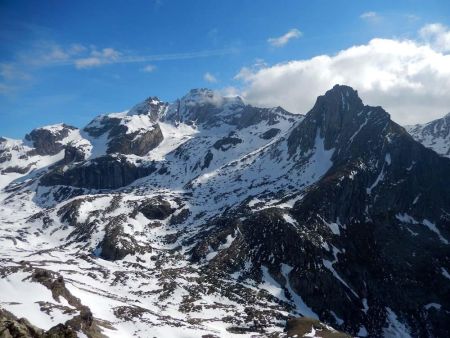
[0,265,107,338]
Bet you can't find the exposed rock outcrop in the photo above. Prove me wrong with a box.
[106,123,163,156]
[25,124,77,156]
[41,155,156,189]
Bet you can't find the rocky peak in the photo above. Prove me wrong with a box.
[180,88,244,107]
[165,88,245,125]
[288,84,391,156]
[127,96,168,120]
[317,84,364,114]
[24,123,78,156]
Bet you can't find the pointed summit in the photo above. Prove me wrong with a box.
[310,84,364,121]
[127,96,168,120]
[164,88,245,125]
[288,85,391,155]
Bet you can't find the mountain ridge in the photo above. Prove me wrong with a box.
[0,85,449,338]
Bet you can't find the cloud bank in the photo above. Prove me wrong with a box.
[236,23,450,125]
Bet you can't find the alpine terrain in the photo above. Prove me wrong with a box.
[0,85,449,338]
[405,113,450,158]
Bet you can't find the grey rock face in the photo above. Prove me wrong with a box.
[96,215,148,261]
[83,115,121,138]
[63,144,86,164]
[261,128,280,139]
[84,114,163,156]
[25,124,77,156]
[0,266,105,338]
[139,198,174,220]
[41,155,156,189]
[127,96,168,120]
[213,136,242,151]
[107,123,163,156]
[284,317,351,338]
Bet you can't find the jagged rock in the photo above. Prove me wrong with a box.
[0,267,106,338]
[25,124,77,156]
[1,165,32,174]
[0,308,45,338]
[41,155,156,189]
[201,150,213,169]
[164,88,244,125]
[169,208,191,225]
[230,106,295,129]
[139,198,174,220]
[127,96,168,119]
[284,317,351,338]
[97,216,149,260]
[63,144,86,164]
[84,112,164,156]
[261,128,280,140]
[107,123,163,156]
[213,137,242,151]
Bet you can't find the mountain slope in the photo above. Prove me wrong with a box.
[0,86,449,338]
[405,113,450,158]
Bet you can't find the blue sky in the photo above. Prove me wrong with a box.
[1,0,450,138]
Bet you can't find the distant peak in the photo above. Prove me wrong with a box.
[144,96,162,104]
[187,88,214,95]
[127,96,167,117]
[181,88,220,103]
[179,88,244,108]
[35,123,76,131]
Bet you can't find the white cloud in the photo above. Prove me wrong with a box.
[0,63,30,81]
[220,86,240,97]
[8,40,237,71]
[72,47,236,69]
[419,23,450,52]
[16,41,88,67]
[203,72,217,83]
[235,24,450,125]
[360,11,378,20]
[268,28,302,47]
[68,43,87,54]
[75,47,121,69]
[141,64,156,73]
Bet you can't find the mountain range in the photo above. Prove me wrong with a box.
[0,85,449,338]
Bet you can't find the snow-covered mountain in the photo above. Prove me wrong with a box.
[0,85,449,338]
[405,113,450,158]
